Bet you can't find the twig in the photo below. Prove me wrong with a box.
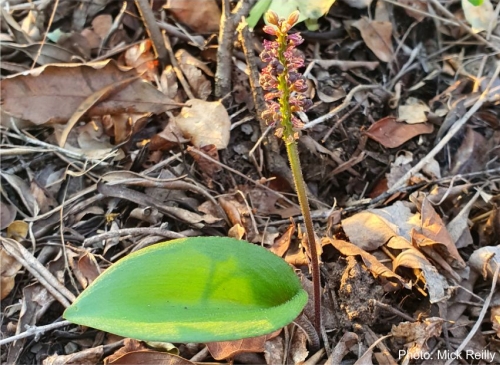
[187,147,299,208]
[135,0,168,68]
[31,0,58,68]
[161,32,195,99]
[4,124,112,166]
[387,62,500,194]
[0,237,75,307]
[215,0,256,98]
[303,84,382,130]
[0,320,72,346]
[84,227,185,246]
[444,263,500,365]
[428,0,500,53]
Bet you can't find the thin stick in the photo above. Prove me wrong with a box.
[444,264,499,365]
[387,62,500,194]
[303,84,381,130]
[135,0,168,68]
[0,320,72,346]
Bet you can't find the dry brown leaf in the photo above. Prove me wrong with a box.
[43,346,103,365]
[398,97,430,124]
[207,330,281,360]
[352,17,394,62]
[269,224,295,257]
[105,339,146,363]
[92,14,112,39]
[1,60,180,127]
[342,211,398,251]
[164,0,221,34]
[175,49,212,100]
[0,201,16,230]
[327,332,358,364]
[398,0,427,21]
[159,65,179,99]
[450,126,490,175]
[365,116,434,148]
[7,220,29,240]
[0,247,22,299]
[124,40,158,82]
[391,318,444,361]
[264,336,284,365]
[174,99,230,149]
[324,238,407,290]
[0,172,36,216]
[107,350,194,365]
[188,144,222,179]
[419,197,466,269]
[1,42,75,65]
[290,327,309,364]
[393,249,449,303]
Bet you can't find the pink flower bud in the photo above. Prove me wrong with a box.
[263,25,279,36]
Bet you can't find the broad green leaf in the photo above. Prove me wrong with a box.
[247,0,336,30]
[467,0,483,5]
[64,237,307,343]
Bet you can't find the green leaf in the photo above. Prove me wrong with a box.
[247,0,272,29]
[64,237,307,343]
[467,0,483,5]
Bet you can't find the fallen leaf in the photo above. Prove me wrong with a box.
[176,49,212,100]
[419,197,466,269]
[270,224,295,257]
[124,40,158,82]
[107,350,194,365]
[92,14,112,39]
[43,346,103,365]
[0,202,17,230]
[365,116,434,148]
[1,42,76,65]
[398,0,427,21]
[7,220,29,240]
[174,99,230,149]
[0,247,22,299]
[461,0,497,33]
[352,17,394,62]
[289,327,309,364]
[391,318,444,360]
[398,97,430,124]
[342,211,398,251]
[164,0,221,34]
[393,249,449,303]
[324,238,407,290]
[1,60,180,127]
[207,330,281,360]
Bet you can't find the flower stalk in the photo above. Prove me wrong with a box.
[259,10,321,333]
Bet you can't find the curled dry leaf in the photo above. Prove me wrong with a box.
[393,249,449,303]
[0,202,17,230]
[124,40,158,81]
[398,97,430,124]
[176,49,212,100]
[107,351,194,365]
[419,197,466,269]
[398,0,427,21]
[342,211,398,251]
[207,330,281,360]
[174,99,230,149]
[43,346,103,365]
[352,17,394,62]
[0,247,23,299]
[391,318,444,360]
[365,116,434,148]
[1,60,180,127]
[164,0,221,34]
[324,238,407,291]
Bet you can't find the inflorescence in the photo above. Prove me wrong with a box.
[259,10,312,142]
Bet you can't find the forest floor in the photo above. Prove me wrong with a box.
[1,0,500,364]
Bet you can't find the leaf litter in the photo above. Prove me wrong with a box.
[1,0,500,364]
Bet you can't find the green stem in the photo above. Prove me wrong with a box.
[276,32,321,333]
[285,141,321,333]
